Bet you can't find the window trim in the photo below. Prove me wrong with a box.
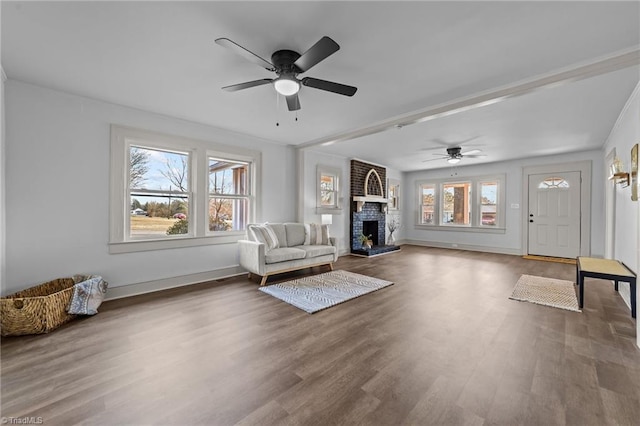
[316,165,343,214]
[110,125,260,253]
[416,174,506,233]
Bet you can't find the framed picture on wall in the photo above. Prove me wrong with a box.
[632,143,638,201]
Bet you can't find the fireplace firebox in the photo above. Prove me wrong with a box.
[363,221,379,246]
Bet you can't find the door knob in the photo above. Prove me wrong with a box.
[529,219,534,223]
[529,214,533,217]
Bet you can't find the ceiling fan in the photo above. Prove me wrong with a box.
[423,147,487,164]
[215,36,357,111]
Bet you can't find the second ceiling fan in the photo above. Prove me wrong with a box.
[424,147,487,164]
[215,36,357,111]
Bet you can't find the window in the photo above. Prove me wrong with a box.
[209,157,250,232]
[538,177,569,189]
[110,125,259,253]
[442,182,471,225]
[420,184,435,224]
[388,179,400,211]
[480,181,498,226]
[317,166,342,214]
[129,146,191,238]
[417,175,505,232]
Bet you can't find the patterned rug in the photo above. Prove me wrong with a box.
[509,274,581,312]
[259,270,394,313]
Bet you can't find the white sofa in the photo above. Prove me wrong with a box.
[239,223,338,285]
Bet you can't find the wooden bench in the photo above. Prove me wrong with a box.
[576,257,636,318]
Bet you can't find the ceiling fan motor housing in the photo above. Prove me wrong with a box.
[447,147,462,158]
[271,50,302,75]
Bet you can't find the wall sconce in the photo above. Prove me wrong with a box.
[321,214,333,225]
[609,156,630,187]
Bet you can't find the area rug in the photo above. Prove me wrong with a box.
[259,270,394,314]
[509,274,581,312]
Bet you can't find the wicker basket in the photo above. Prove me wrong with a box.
[1,277,78,336]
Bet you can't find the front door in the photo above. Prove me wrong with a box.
[528,171,581,258]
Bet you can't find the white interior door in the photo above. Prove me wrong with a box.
[528,172,581,258]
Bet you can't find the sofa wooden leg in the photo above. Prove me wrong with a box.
[260,275,268,286]
[247,272,252,280]
[328,263,334,271]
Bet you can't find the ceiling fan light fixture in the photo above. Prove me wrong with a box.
[447,157,461,164]
[274,77,300,96]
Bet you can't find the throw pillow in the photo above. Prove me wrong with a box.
[67,275,108,315]
[262,224,280,250]
[248,225,265,244]
[304,223,330,245]
[250,224,279,250]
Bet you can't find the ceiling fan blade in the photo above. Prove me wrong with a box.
[463,154,487,159]
[221,79,273,92]
[294,36,340,72]
[301,77,357,96]
[461,149,482,155]
[215,38,274,71]
[422,157,447,162]
[286,94,301,111]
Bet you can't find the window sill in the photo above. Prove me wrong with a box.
[109,233,245,254]
[414,224,506,234]
[316,207,343,215]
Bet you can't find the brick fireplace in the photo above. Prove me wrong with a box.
[350,159,401,256]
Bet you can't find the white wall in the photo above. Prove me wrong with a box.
[299,149,404,254]
[402,150,605,256]
[602,82,640,347]
[1,65,5,290]
[300,150,350,254]
[4,81,296,297]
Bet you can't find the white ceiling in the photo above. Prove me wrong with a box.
[3,1,639,171]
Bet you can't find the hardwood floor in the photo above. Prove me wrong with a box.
[2,245,639,425]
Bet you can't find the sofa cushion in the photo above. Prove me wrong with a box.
[265,247,307,264]
[304,223,330,245]
[296,245,336,259]
[284,223,306,247]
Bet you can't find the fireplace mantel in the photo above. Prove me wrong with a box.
[353,196,389,213]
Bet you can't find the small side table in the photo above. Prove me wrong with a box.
[576,257,636,318]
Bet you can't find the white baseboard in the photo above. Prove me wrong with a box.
[105,265,246,301]
[403,239,522,256]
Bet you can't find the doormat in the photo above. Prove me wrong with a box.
[509,274,581,312]
[259,270,393,314]
[523,255,576,265]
